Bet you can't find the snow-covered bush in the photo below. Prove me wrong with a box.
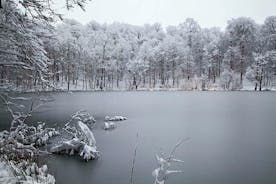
[0,157,55,184]
[220,69,234,90]
[0,94,59,160]
[11,122,59,147]
[220,69,242,90]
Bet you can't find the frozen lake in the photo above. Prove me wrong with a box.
[1,91,276,184]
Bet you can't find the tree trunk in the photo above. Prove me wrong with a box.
[133,75,136,90]
[1,65,4,84]
[259,76,263,91]
[67,65,70,91]
[56,65,59,82]
[153,70,156,88]
[213,75,216,83]
[240,72,243,84]
[116,70,120,88]
[172,60,175,87]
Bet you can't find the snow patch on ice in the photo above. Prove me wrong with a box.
[105,115,127,121]
[103,122,116,130]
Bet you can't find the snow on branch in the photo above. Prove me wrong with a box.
[50,110,99,161]
[152,138,190,184]
[0,94,59,160]
[0,157,55,184]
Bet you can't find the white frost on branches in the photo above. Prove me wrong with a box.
[0,157,55,184]
[50,111,99,161]
[70,110,96,126]
[152,138,189,184]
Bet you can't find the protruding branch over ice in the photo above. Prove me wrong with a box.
[152,138,190,184]
[50,111,99,161]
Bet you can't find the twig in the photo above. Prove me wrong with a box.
[168,137,190,160]
[130,133,139,184]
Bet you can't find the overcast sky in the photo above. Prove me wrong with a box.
[62,0,276,29]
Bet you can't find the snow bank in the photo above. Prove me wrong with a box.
[105,115,127,121]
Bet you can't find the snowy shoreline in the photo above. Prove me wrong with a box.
[9,87,276,94]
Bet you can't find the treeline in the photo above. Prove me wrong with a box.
[1,1,276,91]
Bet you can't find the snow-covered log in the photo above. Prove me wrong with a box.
[105,115,127,121]
[50,137,99,161]
[50,115,99,161]
[103,122,116,130]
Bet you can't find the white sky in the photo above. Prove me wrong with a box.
[61,0,276,29]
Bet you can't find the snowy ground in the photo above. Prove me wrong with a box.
[48,79,276,92]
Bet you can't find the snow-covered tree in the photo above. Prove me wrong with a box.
[261,16,276,51]
[203,39,222,83]
[225,17,257,84]
[127,59,149,89]
[246,51,276,90]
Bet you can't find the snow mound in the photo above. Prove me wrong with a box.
[105,115,127,121]
[103,122,116,130]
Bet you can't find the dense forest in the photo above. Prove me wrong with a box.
[1,1,276,91]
